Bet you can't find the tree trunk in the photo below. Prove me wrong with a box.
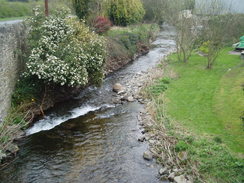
[182,48,187,63]
[206,58,212,69]
[45,0,49,16]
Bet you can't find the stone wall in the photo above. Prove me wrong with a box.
[0,22,27,120]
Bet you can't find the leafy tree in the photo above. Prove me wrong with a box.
[71,0,90,19]
[142,0,166,24]
[107,0,145,26]
[199,15,234,69]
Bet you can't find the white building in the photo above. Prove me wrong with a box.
[195,0,244,14]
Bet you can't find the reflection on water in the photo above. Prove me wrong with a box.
[0,25,175,183]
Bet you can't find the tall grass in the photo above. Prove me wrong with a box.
[0,104,31,161]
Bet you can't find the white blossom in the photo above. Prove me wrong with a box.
[25,9,106,87]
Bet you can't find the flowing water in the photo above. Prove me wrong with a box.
[0,25,175,183]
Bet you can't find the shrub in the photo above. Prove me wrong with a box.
[71,0,90,20]
[107,24,159,56]
[92,16,112,34]
[175,140,189,152]
[12,76,44,107]
[24,8,106,87]
[213,137,223,144]
[107,0,145,26]
[199,41,210,55]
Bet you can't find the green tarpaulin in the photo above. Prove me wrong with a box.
[236,36,244,49]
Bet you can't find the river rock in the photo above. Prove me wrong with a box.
[168,172,175,181]
[112,98,121,104]
[14,131,25,141]
[149,140,156,145]
[138,136,145,142]
[178,151,188,161]
[143,151,153,161]
[160,175,168,181]
[121,95,134,102]
[159,167,168,175]
[113,83,124,93]
[7,144,19,154]
[138,99,146,104]
[173,168,179,173]
[185,176,194,183]
[145,136,150,141]
[127,96,134,102]
[0,151,7,160]
[141,129,148,134]
[174,175,188,183]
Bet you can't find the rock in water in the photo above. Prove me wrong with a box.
[127,96,134,102]
[138,136,145,142]
[113,83,124,93]
[174,175,188,183]
[149,140,156,145]
[143,151,153,161]
[7,144,19,154]
[168,172,175,181]
[159,167,168,175]
[121,95,134,102]
[0,151,7,160]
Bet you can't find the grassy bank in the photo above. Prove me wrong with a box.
[105,23,159,72]
[0,16,28,22]
[166,48,244,153]
[0,0,41,19]
[106,24,159,55]
[0,0,70,20]
[147,48,244,182]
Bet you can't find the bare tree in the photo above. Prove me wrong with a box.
[166,0,199,63]
[175,14,199,63]
[197,0,237,69]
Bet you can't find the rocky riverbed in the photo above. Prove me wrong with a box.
[110,64,193,183]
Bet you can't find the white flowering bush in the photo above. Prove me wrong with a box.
[25,8,106,87]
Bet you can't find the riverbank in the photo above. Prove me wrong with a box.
[0,23,159,163]
[141,49,244,182]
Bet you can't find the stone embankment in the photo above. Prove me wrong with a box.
[0,21,26,120]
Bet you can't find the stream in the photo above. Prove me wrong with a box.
[0,25,175,183]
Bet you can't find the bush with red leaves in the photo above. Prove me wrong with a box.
[93,16,112,34]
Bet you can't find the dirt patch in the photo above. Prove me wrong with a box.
[229,51,241,55]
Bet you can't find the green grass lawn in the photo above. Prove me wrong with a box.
[0,0,70,20]
[148,47,244,182]
[0,16,28,22]
[166,48,244,153]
